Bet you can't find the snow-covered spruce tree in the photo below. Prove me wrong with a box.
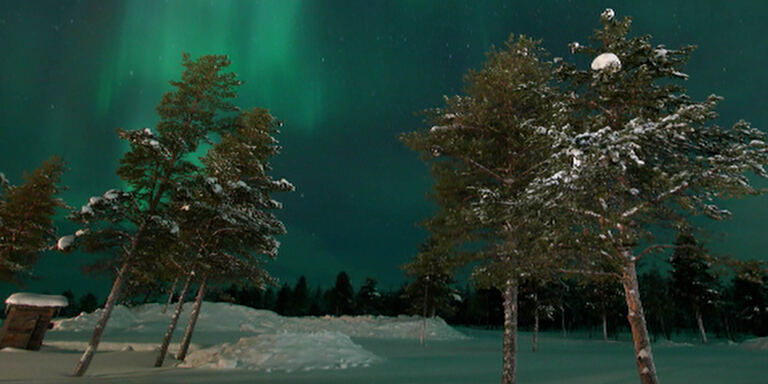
[402,239,457,345]
[402,36,568,384]
[169,107,292,362]
[0,157,66,283]
[64,53,241,377]
[525,9,768,384]
[669,231,718,344]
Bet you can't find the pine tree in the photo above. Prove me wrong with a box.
[0,156,66,283]
[639,267,673,341]
[355,277,382,315]
[65,53,243,376]
[669,232,718,343]
[170,106,292,362]
[731,261,768,336]
[401,35,565,384]
[525,9,768,384]
[326,271,355,316]
[402,240,456,344]
[291,276,310,316]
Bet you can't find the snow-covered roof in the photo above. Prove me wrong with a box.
[5,293,68,308]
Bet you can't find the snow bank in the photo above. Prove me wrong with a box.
[739,337,768,351]
[180,331,379,372]
[5,292,68,308]
[53,302,468,341]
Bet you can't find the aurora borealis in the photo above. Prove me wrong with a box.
[1,0,767,297]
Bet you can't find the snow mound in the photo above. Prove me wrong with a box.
[180,331,379,372]
[53,302,468,341]
[739,337,768,351]
[591,53,621,72]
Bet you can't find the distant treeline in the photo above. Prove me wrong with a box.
[17,265,763,341]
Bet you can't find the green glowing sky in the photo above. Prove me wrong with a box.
[1,0,767,297]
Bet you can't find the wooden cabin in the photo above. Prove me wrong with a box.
[0,293,68,351]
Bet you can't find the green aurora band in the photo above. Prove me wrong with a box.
[0,0,767,297]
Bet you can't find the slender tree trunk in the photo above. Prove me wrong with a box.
[419,283,429,346]
[176,277,206,362]
[602,310,608,341]
[722,313,733,342]
[532,308,539,353]
[620,253,659,384]
[560,303,566,338]
[154,274,192,367]
[695,308,708,344]
[162,278,179,314]
[660,315,670,341]
[72,260,131,377]
[501,279,518,384]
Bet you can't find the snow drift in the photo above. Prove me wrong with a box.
[179,331,379,371]
[53,301,468,341]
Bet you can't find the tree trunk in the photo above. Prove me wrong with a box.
[162,278,179,314]
[560,303,566,338]
[620,253,659,384]
[176,277,206,362]
[660,315,670,341]
[72,260,131,377]
[695,308,708,344]
[501,279,518,384]
[419,283,429,346]
[532,307,539,353]
[722,313,733,342]
[154,274,192,367]
[602,310,608,341]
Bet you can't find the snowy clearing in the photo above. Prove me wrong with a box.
[0,328,765,383]
[179,331,380,371]
[53,301,468,341]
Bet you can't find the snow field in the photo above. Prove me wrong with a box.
[53,301,468,341]
[179,331,380,371]
[51,301,467,371]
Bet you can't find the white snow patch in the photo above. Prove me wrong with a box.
[739,337,768,351]
[601,8,615,20]
[591,53,621,72]
[5,293,68,308]
[180,331,380,372]
[56,235,75,250]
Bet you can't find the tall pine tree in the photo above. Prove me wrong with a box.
[0,156,66,283]
[526,9,768,384]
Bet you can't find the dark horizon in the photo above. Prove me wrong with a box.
[1,0,767,298]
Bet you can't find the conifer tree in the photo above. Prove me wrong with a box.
[639,267,673,341]
[169,107,291,362]
[326,271,355,316]
[402,35,565,384]
[291,276,310,316]
[669,232,718,343]
[402,240,456,345]
[525,9,768,384]
[0,156,66,283]
[355,277,382,315]
[65,53,242,376]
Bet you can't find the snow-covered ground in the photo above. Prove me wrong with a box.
[45,301,463,373]
[53,301,467,341]
[0,304,765,383]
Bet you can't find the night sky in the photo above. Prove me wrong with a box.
[1,0,767,298]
